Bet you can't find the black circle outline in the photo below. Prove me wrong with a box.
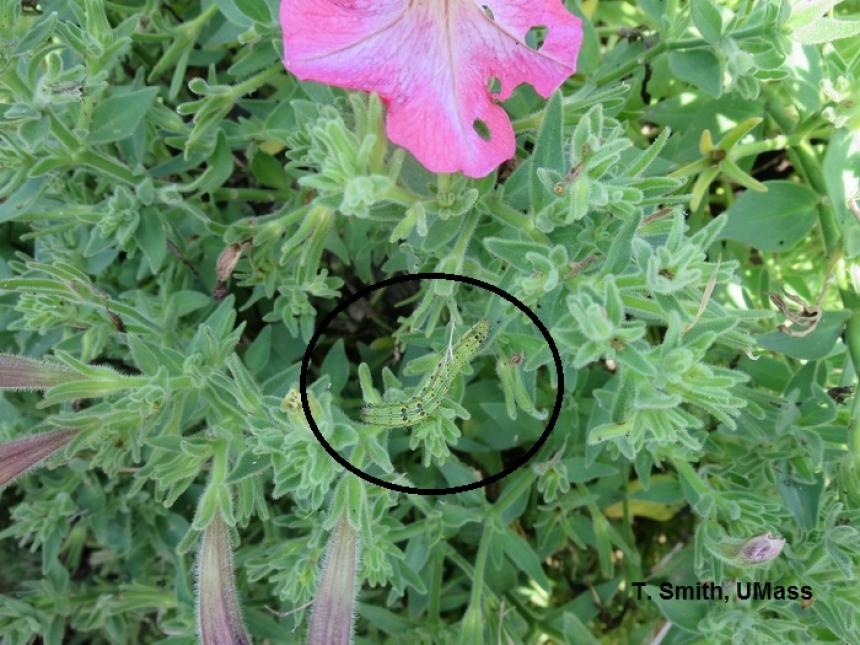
[299,272,563,495]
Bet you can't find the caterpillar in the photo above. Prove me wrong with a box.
[361,319,489,428]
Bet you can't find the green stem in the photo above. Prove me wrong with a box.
[445,543,566,641]
[594,42,668,87]
[671,457,711,497]
[78,150,141,184]
[452,209,480,258]
[853,411,860,471]
[187,2,219,31]
[47,112,80,152]
[381,183,421,206]
[492,471,533,519]
[427,545,443,622]
[667,24,769,50]
[482,194,550,244]
[731,134,795,159]
[437,174,452,195]
[794,142,841,255]
[387,519,432,543]
[762,85,842,255]
[211,440,229,484]
[465,522,493,612]
[231,64,282,97]
[845,311,860,467]
[212,187,292,202]
[595,24,770,87]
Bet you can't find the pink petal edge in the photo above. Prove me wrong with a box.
[280,0,583,178]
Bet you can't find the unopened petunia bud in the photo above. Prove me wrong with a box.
[197,512,250,645]
[459,605,484,645]
[308,515,361,645]
[0,428,79,488]
[0,354,78,390]
[739,532,786,564]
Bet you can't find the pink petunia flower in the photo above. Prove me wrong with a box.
[280,0,583,178]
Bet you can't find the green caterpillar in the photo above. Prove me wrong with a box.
[361,319,489,428]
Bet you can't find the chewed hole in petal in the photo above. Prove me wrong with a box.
[481,5,495,20]
[526,25,548,50]
[487,76,501,95]
[473,119,492,141]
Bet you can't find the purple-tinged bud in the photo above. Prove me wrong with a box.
[197,512,250,645]
[0,428,79,488]
[308,516,361,645]
[0,354,78,390]
[739,532,786,564]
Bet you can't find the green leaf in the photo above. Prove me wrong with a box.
[720,157,767,192]
[196,130,234,193]
[530,91,565,214]
[787,0,843,29]
[757,310,851,360]
[562,612,600,645]
[235,0,273,23]
[133,211,166,273]
[794,17,860,44]
[500,526,551,591]
[717,180,819,251]
[823,128,860,258]
[213,0,255,27]
[0,177,50,223]
[483,237,549,272]
[321,338,349,395]
[777,471,823,530]
[690,0,724,44]
[356,604,412,636]
[244,326,272,374]
[644,584,709,633]
[170,290,211,317]
[251,151,291,190]
[226,450,269,484]
[668,50,722,97]
[89,87,159,144]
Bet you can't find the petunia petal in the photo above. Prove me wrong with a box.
[281,0,583,177]
[0,354,78,390]
[308,514,361,645]
[0,428,79,489]
[197,512,251,645]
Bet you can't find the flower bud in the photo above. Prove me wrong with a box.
[0,354,77,390]
[197,512,250,645]
[0,428,79,488]
[459,606,484,645]
[308,515,360,645]
[739,532,786,564]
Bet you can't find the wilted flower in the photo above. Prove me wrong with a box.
[739,532,786,564]
[308,515,361,645]
[197,512,251,645]
[0,354,78,390]
[280,0,583,177]
[214,243,248,300]
[0,428,79,489]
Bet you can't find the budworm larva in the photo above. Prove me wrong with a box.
[361,319,489,428]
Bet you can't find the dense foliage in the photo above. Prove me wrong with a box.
[1,0,860,643]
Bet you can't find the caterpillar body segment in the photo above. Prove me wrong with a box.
[360,319,489,428]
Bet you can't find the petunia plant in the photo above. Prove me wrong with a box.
[1,0,860,643]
